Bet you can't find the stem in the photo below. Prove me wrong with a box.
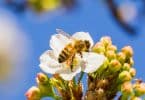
[78,72,84,84]
[73,77,77,86]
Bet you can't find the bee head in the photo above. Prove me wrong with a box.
[84,40,91,50]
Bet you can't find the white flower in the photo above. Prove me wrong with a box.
[39,31,106,80]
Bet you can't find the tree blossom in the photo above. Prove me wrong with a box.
[39,31,106,80]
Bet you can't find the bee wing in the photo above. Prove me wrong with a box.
[56,29,72,39]
[72,32,94,47]
[50,33,72,57]
[81,52,106,73]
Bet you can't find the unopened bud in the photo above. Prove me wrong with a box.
[100,36,112,47]
[133,83,145,96]
[109,59,121,72]
[122,46,133,57]
[25,86,41,100]
[93,42,105,54]
[36,72,49,85]
[36,73,54,97]
[117,52,126,64]
[107,45,117,52]
[118,71,132,82]
[121,82,133,95]
[106,50,116,60]
[122,63,131,71]
[129,68,136,77]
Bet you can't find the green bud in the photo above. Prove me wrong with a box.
[36,72,49,85]
[118,71,132,82]
[92,42,105,54]
[122,63,131,71]
[133,83,145,96]
[106,50,116,60]
[117,52,126,64]
[36,73,54,97]
[109,59,121,72]
[129,68,136,77]
[121,46,133,57]
[121,82,133,96]
[100,36,112,47]
[107,45,117,52]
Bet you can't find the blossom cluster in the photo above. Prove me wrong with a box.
[26,30,145,100]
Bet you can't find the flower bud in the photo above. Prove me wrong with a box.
[121,46,133,57]
[100,36,112,47]
[25,86,41,100]
[122,63,131,71]
[121,82,133,95]
[92,42,105,54]
[107,45,117,52]
[109,59,121,72]
[129,68,136,77]
[117,52,126,64]
[106,50,116,60]
[133,83,145,96]
[36,72,49,85]
[118,71,132,82]
[36,73,54,97]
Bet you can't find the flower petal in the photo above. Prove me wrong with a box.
[49,33,72,57]
[58,65,81,81]
[81,52,106,73]
[72,32,94,47]
[39,50,62,74]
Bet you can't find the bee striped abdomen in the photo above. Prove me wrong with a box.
[58,44,74,63]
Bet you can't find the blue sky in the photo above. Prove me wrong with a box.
[0,0,145,99]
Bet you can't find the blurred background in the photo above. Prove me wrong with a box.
[0,0,145,99]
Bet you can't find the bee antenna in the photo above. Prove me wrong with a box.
[56,29,65,34]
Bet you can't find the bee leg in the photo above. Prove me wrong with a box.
[80,52,83,58]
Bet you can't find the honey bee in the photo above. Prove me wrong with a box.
[56,29,91,70]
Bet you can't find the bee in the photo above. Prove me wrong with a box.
[56,29,91,70]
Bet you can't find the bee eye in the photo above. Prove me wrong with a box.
[84,40,90,48]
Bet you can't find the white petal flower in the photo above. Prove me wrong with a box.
[40,51,82,80]
[40,30,106,81]
[72,32,94,47]
[81,52,106,73]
